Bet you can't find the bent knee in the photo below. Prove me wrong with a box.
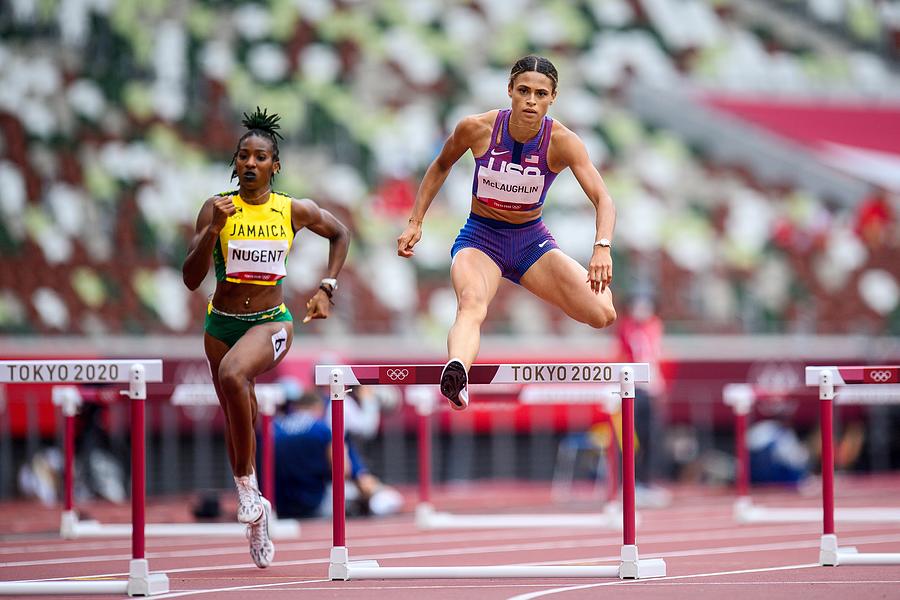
[217,363,249,397]
[586,305,617,329]
[457,290,489,321]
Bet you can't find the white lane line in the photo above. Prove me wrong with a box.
[84,575,900,600]
[257,578,900,594]
[505,563,821,600]
[592,580,900,586]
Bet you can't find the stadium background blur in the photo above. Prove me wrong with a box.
[1,0,899,503]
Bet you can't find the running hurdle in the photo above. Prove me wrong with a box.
[406,384,623,530]
[51,383,300,539]
[317,363,667,580]
[809,366,900,566]
[0,359,169,596]
[725,382,900,525]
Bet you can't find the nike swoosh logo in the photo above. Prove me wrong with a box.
[490,149,510,156]
[538,240,550,248]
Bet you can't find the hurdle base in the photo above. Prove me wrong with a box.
[739,503,900,524]
[618,545,667,579]
[819,534,900,566]
[415,503,435,529]
[415,503,623,530]
[329,546,350,580]
[819,534,860,566]
[0,580,129,596]
[126,559,169,596]
[836,552,900,565]
[63,517,300,539]
[328,546,628,580]
[732,496,753,522]
[59,510,80,539]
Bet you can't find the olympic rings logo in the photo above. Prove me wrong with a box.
[386,368,410,381]
[869,370,893,383]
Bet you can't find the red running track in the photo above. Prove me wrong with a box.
[2,478,900,599]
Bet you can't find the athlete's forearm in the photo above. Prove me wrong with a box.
[182,227,218,290]
[324,222,350,280]
[409,161,452,223]
[593,192,616,243]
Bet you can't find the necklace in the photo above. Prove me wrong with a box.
[240,186,271,204]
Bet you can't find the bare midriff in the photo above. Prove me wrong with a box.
[212,280,284,314]
[470,195,543,224]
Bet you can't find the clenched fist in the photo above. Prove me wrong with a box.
[209,196,237,235]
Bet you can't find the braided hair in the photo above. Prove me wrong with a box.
[230,106,284,181]
[508,55,559,93]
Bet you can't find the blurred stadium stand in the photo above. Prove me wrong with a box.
[0,0,898,340]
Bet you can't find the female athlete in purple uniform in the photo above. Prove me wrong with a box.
[397,55,617,410]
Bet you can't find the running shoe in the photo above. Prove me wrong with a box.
[234,474,263,524]
[440,359,469,410]
[246,497,275,568]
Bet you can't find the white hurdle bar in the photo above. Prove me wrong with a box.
[725,382,900,525]
[50,383,300,539]
[406,385,624,530]
[0,359,169,597]
[807,366,900,566]
[316,363,666,580]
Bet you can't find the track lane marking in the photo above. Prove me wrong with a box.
[505,563,821,600]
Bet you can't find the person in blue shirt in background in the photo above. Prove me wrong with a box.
[272,388,333,518]
[272,379,402,518]
[747,400,811,486]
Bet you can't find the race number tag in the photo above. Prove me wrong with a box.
[271,327,288,361]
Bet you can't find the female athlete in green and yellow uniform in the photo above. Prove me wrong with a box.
[183,108,350,568]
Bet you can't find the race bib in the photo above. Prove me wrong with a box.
[476,164,545,208]
[226,239,289,282]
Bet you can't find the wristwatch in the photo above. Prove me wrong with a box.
[593,238,611,249]
[320,278,338,291]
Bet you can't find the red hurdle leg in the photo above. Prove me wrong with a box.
[821,394,835,537]
[331,384,346,548]
[65,413,74,513]
[418,411,431,505]
[815,368,839,567]
[131,394,145,560]
[622,394,636,546]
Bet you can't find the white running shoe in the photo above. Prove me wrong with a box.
[440,358,469,411]
[234,474,263,524]
[246,496,275,568]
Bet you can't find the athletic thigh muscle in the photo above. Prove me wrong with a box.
[205,333,232,415]
[451,248,502,304]
[220,321,294,381]
[518,249,614,322]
